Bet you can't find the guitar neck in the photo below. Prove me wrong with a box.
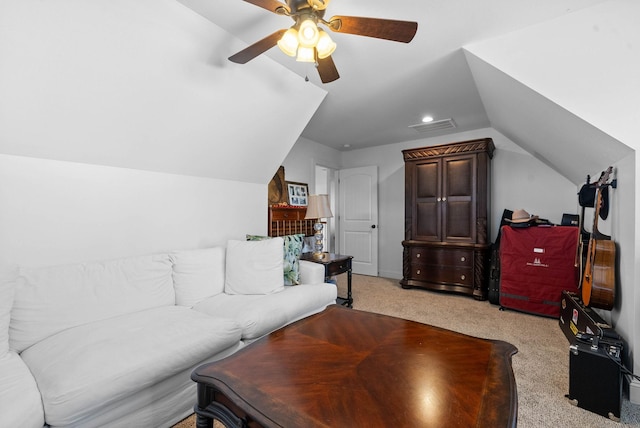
[592,176,609,240]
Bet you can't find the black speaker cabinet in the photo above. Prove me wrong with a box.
[568,337,623,421]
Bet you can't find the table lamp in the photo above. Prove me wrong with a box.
[305,194,333,258]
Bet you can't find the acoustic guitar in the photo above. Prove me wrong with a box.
[581,167,616,310]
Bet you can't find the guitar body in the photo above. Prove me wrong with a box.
[581,238,616,310]
[581,167,616,310]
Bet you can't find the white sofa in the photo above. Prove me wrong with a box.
[0,238,337,428]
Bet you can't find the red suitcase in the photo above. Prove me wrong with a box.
[499,225,580,318]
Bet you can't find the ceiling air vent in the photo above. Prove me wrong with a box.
[409,118,456,134]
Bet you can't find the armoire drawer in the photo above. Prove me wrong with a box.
[409,265,473,286]
[410,247,473,267]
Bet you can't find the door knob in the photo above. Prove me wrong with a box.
[371,225,377,229]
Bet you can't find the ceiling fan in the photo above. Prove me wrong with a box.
[228,0,418,83]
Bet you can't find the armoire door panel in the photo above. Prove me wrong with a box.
[416,201,439,239]
[444,157,474,197]
[416,161,439,199]
[445,200,473,240]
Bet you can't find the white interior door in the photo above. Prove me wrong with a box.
[338,166,378,276]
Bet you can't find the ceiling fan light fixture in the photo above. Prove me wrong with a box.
[277,28,299,57]
[298,18,320,48]
[296,46,316,63]
[316,30,336,59]
[229,1,419,83]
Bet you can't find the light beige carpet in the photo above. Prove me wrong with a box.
[174,274,640,428]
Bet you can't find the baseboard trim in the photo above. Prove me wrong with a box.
[378,270,402,280]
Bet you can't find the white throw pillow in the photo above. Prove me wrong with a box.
[170,247,225,307]
[0,265,18,358]
[225,238,284,295]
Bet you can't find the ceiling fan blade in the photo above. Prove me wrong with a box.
[317,55,340,83]
[242,0,290,15]
[327,16,418,43]
[228,29,287,64]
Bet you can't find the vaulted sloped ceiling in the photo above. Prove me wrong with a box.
[0,0,326,185]
[2,0,636,188]
[177,0,609,153]
[465,51,631,185]
[464,0,637,185]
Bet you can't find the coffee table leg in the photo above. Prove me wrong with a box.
[195,401,247,428]
[347,265,353,308]
[194,409,212,428]
[195,383,247,428]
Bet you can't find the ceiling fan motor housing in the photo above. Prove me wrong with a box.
[285,0,326,19]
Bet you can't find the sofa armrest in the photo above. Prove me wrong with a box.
[299,260,326,284]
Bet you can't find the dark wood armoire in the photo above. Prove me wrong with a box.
[400,138,494,299]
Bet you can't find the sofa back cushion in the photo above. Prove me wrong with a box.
[170,247,226,307]
[9,254,174,353]
[0,265,18,358]
[224,238,284,295]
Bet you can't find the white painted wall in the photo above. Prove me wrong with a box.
[0,0,326,185]
[0,1,324,268]
[281,137,342,194]
[0,154,266,267]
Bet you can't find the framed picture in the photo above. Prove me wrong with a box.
[286,181,309,206]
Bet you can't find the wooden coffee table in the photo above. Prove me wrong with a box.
[191,305,518,427]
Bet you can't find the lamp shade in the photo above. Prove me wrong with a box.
[305,194,333,219]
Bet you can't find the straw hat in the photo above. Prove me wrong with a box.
[505,208,539,224]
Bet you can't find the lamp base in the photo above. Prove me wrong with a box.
[313,221,324,258]
[311,251,327,260]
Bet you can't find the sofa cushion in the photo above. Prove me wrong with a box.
[10,253,174,353]
[0,265,17,358]
[0,351,45,428]
[170,247,225,307]
[194,283,337,340]
[246,234,305,285]
[224,238,284,295]
[20,306,242,427]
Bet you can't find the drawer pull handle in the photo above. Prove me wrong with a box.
[460,256,466,262]
[416,270,421,275]
[416,253,421,258]
[461,275,466,280]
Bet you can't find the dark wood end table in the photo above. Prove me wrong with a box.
[301,253,353,308]
[191,305,518,428]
